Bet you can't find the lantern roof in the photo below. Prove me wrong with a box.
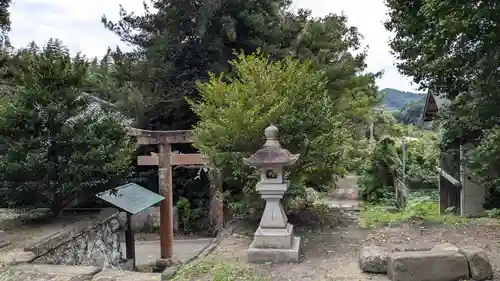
[243,125,299,168]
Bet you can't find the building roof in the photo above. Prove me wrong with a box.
[421,91,450,122]
[71,92,132,126]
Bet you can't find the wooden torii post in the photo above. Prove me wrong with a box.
[128,128,209,263]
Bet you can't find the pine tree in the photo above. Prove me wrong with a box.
[0,39,134,215]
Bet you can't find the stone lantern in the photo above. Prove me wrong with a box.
[243,125,301,263]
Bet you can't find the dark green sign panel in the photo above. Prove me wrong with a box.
[96,183,165,214]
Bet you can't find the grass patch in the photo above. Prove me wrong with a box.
[359,200,467,228]
[172,257,269,281]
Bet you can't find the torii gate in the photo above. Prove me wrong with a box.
[128,128,221,264]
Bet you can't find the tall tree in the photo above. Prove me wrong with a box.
[385,0,500,204]
[0,0,10,45]
[103,0,379,130]
[0,39,133,215]
[385,0,500,99]
[103,0,289,129]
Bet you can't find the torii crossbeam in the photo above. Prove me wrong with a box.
[128,128,208,264]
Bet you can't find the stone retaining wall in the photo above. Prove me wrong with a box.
[24,208,127,268]
[131,206,179,232]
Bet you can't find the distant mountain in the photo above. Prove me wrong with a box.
[379,88,425,110]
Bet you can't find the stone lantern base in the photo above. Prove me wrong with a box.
[247,223,301,263]
[247,235,301,263]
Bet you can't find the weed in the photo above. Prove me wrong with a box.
[359,198,467,227]
[172,257,269,281]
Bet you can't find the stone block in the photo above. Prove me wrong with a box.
[459,245,493,281]
[0,231,9,249]
[387,251,469,281]
[389,242,436,252]
[93,269,161,281]
[161,266,179,281]
[247,236,301,263]
[359,246,389,273]
[252,223,294,249]
[0,251,36,265]
[10,264,101,280]
[431,242,458,252]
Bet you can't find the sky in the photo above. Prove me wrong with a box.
[8,0,422,93]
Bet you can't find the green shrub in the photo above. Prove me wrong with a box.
[176,196,204,233]
[358,130,439,205]
[190,52,375,218]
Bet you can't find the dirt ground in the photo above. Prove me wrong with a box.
[3,205,500,281]
[189,210,500,281]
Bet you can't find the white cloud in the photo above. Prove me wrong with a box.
[9,0,422,92]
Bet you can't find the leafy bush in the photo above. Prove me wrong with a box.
[358,127,438,204]
[358,137,400,204]
[191,52,375,218]
[176,196,203,233]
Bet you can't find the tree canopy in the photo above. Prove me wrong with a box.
[385,0,500,205]
[102,0,378,130]
[385,0,500,99]
[0,39,133,215]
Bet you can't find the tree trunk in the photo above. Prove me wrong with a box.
[207,168,223,236]
[50,202,64,217]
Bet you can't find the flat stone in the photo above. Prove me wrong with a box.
[359,246,389,273]
[161,266,179,281]
[247,236,301,263]
[93,269,161,281]
[390,242,436,252]
[431,242,458,252]
[459,246,493,281]
[0,251,36,265]
[387,251,469,281]
[1,264,101,281]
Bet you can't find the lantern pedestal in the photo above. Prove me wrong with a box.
[243,125,302,263]
[247,235,301,263]
[247,181,301,262]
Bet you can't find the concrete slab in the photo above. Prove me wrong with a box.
[127,239,213,267]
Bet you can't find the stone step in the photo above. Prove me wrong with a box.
[93,269,162,281]
[0,264,101,281]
